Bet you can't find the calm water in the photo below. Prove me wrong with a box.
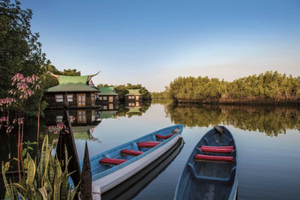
[1,103,300,199]
[75,103,300,200]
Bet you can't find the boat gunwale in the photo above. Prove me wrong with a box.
[82,124,184,181]
[174,125,238,200]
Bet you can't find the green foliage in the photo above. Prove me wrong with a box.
[1,135,80,200]
[166,71,300,103]
[98,83,152,100]
[114,85,129,100]
[151,90,169,99]
[60,69,81,76]
[0,0,48,98]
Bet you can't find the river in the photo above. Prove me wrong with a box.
[1,102,300,199]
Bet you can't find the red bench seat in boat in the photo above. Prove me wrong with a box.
[200,145,234,153]
[137,141,161,148]
[194,154,235,163]
[121,149,144,156]
[99,158,127,165]
[156,133,175,139]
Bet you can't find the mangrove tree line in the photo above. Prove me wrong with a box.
[152,71,300,104]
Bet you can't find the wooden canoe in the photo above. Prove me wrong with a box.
[174,125,238,200]
[82,124,184,194]
[102,137,184,200]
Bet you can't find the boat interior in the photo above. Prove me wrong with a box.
[88,126,181,178]
[181,126,237,199]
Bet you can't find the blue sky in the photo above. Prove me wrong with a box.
[21,0,300,92]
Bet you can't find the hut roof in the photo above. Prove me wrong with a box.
[47,75,98,92]
[126,107,141,113]
[98,87,118,96]
[125,89,141,96]
[99,111,117,119]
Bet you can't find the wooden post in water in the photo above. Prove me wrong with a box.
[80,141,92,200]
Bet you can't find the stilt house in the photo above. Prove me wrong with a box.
[97,87,119,103]
[125,89,142,102]
[45,73,99,109]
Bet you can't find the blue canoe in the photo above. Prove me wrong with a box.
[102,138,184,200]
[82,124,184,194]
[174,125,238,200]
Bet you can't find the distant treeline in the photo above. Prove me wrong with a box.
[97,83,151,101]
[152,71,300,105]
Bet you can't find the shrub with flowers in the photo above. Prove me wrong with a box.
[0,73,41,182]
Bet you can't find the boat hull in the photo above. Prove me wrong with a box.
[102,138,184,200]
[174,126,238,200]
[84,124,184,194]
[93,134,182,193]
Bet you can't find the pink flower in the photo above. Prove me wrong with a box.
[26,77,32,83]
[18,118,23,125]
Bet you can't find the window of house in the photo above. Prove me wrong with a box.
[67,94,73,102]
[77,110,86,123]
[103,96,107,100]
[103,105,107,110]
[92,110,95,121]
[98,96,103,100]
[77,94,86,107]
[109,103,113,110]
[55,94,63,102]
[56,116,63,123]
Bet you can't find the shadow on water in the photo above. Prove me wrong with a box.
[163,103,300,136]
[102,138,184,200]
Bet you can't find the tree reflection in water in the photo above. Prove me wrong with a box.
[164,103,300,136]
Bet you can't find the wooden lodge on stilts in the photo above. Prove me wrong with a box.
[125,89,142,102]
[97,87,119,104]
[45,72,100,109]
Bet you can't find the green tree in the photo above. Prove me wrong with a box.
[61,68,81,76]
[0,0,48,98]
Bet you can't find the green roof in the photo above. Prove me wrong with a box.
[98,87,118,96]
[47,75,98,92]
[126,107,141,113]
[72,126,96,140]
[59,75,89,84]
[99,111,117,119]
[125,89,141,96]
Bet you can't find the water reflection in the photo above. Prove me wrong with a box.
[116,101,151,118]
[43,101,152,142]
[45,109,101,142]
[165,104,300,136]
[99,111,118,120]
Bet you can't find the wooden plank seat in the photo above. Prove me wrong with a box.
[194,154,235,163]
[99,158,127,165]
[137,141,161,148]
[187,163,236,184]
[121,149,144,156]
[200,145,235,153]
[156,133,175,139]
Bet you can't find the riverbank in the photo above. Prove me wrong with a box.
[172,98,300,106]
